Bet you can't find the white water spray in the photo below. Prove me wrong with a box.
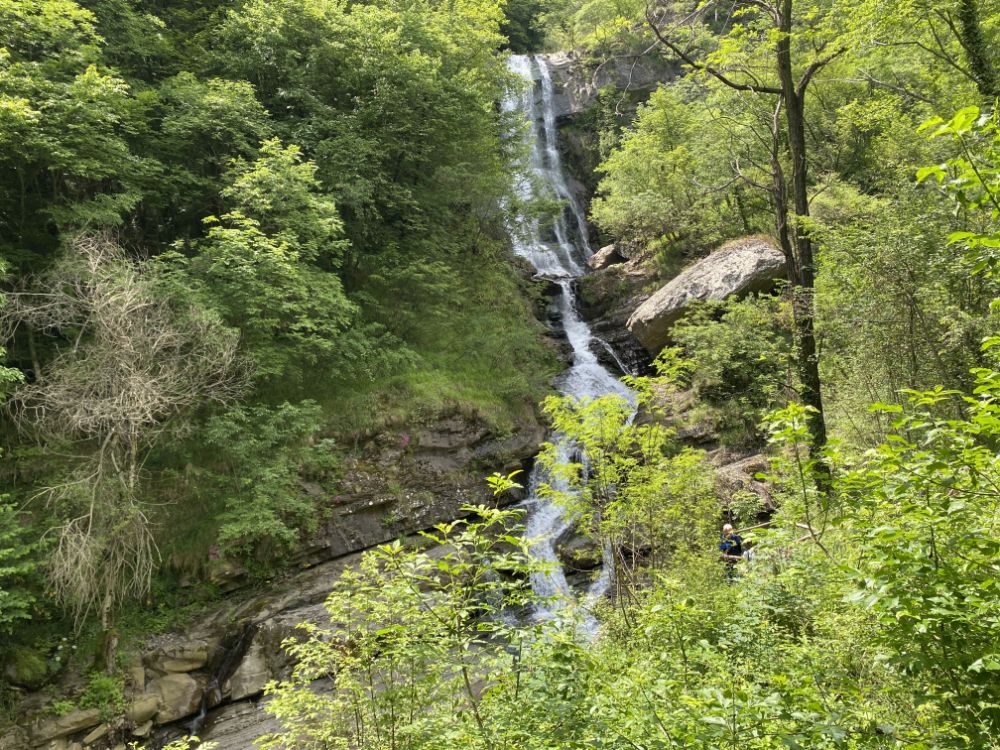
[504,55,636,635]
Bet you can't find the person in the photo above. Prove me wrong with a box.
[719,523,743,579]
[719,523,743,560]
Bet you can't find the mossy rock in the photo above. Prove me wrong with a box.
[3,645,51,689]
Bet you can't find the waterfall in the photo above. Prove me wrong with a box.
[504,55,636,634]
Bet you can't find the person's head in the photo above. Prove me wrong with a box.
[722,523,734,537]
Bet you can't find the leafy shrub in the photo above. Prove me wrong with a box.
[672,295,793,443]
[79,671,125,721]
[0,502,40,639]
[200,401,334,567]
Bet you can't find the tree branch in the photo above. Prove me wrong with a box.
[645,6,782,95]
[796,47,847,98]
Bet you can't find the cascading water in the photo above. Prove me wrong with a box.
[504,55,636,633]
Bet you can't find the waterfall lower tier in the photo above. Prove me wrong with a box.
[505,54,637,632]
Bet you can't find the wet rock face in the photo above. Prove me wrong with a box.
[311,410,545,565]
[538,51,677,119]
[627,238,787,354]
[576,255,656,376]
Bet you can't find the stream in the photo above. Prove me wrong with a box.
[504,55,636,632]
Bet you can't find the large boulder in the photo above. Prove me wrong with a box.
[587,244,625,270]
[627,238,786,353]
[714,453,774,514]
[150,673,203,724]
[30,708,101,745]
[3,646,50,689]
[554,526,603,572]
[145,638,213,673]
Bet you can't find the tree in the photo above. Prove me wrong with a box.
[258,503,543,750]
[0,502,39,639]
[214,0,511,275]
[646,0,847,459]
[539,351,718,602]
[139,72,273,244]
[845,381,1000,740]
[198,401,333,566]
[1,234,244,665]
[0,0,142,256]
[851,0,998,102]
[168,140,355,381]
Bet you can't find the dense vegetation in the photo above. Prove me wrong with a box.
[236,1,1000,748]
[3,0,1000,748]
[0,0,557,686]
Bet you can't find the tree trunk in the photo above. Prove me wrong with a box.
[776,0,828,458]
[956,0,998,100]
[93,595,119,673]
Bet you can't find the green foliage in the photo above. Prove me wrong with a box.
[502,0,552,53]
[591,84,771,256]
[258,505,545,750]
[78,670,125,721]
[221,139,346,264]
[814,183,996,441]
[844,380,1000,737]
[0,0,557,658]
[214,0,510,266]
[673,294,794,442]
[196,401,335,566]
[163,140,354,382]
[172,212,354,381]
[540,0,647,52]
[7,5,1000,747]
[918,105,1000,277]
[320,250,559,435]
[50,699,75,716]
[0,503,40,638]
[141,72,272,239]
[485,469,524,495]
[252,327,1000,750]
[0,0,142,251]
[539,358,717,595]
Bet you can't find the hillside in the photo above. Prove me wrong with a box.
[2,1,1000,749]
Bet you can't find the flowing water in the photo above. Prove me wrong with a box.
[504,55,636,633]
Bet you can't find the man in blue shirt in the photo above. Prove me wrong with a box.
[719,523,743,559]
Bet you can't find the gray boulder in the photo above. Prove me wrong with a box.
[587,244,625,270]
[627,238,786,353]
[30,708,101,745]
[150,673,203,724]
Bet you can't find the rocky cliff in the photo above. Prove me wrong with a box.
[537,50,676,119]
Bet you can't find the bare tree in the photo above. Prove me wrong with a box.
[2,233,246,665]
